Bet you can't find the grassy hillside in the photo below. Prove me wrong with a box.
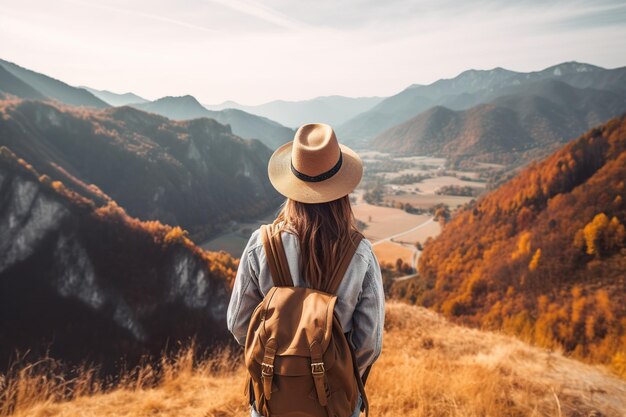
[0,98,280,240]
[0,146,239,371]
[411,116,626,373]
[2,302,625,417]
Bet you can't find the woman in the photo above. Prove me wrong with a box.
[227,123,385,417]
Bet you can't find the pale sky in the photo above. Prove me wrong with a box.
[1,0,625,104]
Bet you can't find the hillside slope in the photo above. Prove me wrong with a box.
[5,302,626,417]
[0,59,109,108]
[0,65,45,100]
[0,98,280,239]
[413,116,626,370]
[0,147,238,371]
[371,80,626,165]
[131,95,294,149]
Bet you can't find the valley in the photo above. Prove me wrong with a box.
[200,150,499,269]
[352,151,500,269]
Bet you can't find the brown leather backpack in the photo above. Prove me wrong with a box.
[244,223,369,417]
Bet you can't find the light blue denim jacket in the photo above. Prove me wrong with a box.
[226,227,385,375]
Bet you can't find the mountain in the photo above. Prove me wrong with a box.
[133,95,209,119]
[409,116,626,371]
[338,62,626,145]
[6,302,626,416]
[533,62,626,91]
[83,86,148,106]
[371,79,626,165]
[0,98,281,240]
[0,146,237,371]
[204,95,384,128]
[131,95,294,149]
[0,58,109,108]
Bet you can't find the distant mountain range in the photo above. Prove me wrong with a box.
[0,146,236,371]
[83,86,148,106]
[130,95,295,149]
[0,59,295,148]
[0,99,281,240]
[338,62,626,146]
[371,79,626,165]
[204,95,384,128]
[413,115,626,367]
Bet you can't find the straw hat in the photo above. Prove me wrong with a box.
[268,123,363,204]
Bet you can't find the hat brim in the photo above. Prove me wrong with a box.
[268,142,363,204]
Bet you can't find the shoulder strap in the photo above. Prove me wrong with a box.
[324,230,364,294]
[261,224,294,287]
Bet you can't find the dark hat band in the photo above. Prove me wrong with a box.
[290,153,343,183]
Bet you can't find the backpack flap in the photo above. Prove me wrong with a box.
[250,286,339,375]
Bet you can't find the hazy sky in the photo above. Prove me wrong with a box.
[2,0,625,104]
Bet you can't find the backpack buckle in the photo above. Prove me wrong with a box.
[261,362,274,376]
[311,362,325,375]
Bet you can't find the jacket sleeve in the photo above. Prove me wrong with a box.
[349,248,385,376]
[226,230,263,345]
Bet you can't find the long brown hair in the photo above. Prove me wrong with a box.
[273,195,360,289]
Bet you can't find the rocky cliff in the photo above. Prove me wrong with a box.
[0,147,237,372]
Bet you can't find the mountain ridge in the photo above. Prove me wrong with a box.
[82,86,148,106]
[370,79,626,165]
[131,95,295,149]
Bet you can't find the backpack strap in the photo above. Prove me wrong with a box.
[324,230,364,294]
[261,224,294,287]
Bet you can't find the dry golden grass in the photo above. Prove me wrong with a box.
[3,302,626,417]
[1,347,248,417]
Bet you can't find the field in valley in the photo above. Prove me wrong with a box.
[383,193,474,209]
[352,204,431,241]
[351,152,499,268]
